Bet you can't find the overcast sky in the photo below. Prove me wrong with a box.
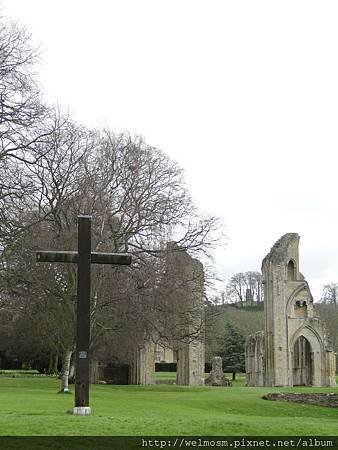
[2,0,338,299]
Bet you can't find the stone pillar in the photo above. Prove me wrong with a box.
[138,341,155,385]
[176,338,205,386]
[129,340,155,385]
[326,350,336,387]
[245,331,265,387]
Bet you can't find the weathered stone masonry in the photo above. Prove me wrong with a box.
[127,243,205,386]
[166,243,205,386]
[246,233,336,387]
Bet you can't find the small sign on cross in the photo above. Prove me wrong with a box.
[36,215,132,415]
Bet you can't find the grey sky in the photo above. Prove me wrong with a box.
[2,0,338,299]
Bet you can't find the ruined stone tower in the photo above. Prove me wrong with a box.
[245,233,336,387]
[166,242,205,386]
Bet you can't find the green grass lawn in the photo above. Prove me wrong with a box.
[0,370,41,376]
[155,371,245,386]
[0,376,338,436]
[155,371,176,382]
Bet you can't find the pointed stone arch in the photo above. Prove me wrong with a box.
[289,325,324,387]
[292,336,313,385]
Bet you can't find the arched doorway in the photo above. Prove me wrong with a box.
[292,336,313,386]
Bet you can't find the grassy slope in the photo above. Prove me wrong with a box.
[0,376,338,436]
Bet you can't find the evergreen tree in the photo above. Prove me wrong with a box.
[217,322,245,372]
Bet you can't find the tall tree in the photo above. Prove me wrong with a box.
[0,18,58,241]
[217,322,245,372]
[0,19,44,162]
[0,14,223,385]
[1,125,222,387]
[320,283,338,305]
[225,273,246,306]
[225,271,262,305]
[316,303,338,353]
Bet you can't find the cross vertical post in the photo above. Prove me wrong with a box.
[74,215,91,415]
[36,215,132,416]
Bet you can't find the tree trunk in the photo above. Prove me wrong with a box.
[47,352,53,374]
[69,358,75,384]
[59,349,72,393]
[47,352,59,375]
[52,352,59,374]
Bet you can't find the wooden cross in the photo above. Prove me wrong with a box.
[36,215,132,415]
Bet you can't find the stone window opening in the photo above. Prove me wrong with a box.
[155,351,162,363]
[287,260,296,280]
[294,299,308,318]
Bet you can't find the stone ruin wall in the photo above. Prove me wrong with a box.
[166,243,205,386]
[245,233,336,388]
[245,331,265,387]
[124,243,205,386]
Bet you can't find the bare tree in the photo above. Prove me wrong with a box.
[225,271,262,306]
[83,132,221,365]
[0,18,61,241]
[225,272,246,306]
[316,303,338,353]
[0,13,224,384]
[0,19,48,163]
[245,271,263,304]
[1,124,222,386]
[319,283,338,305]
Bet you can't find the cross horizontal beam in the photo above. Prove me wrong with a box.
[36,250,132,265]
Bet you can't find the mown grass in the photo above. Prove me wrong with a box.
[0,370,41,376]
[155,371,244,385]
[155,371,176,381]
[0,376,337,436]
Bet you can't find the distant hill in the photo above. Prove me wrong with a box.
[205,304,264,363]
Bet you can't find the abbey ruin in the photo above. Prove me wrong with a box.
[245,233,336,387]
[97,242,206,386]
